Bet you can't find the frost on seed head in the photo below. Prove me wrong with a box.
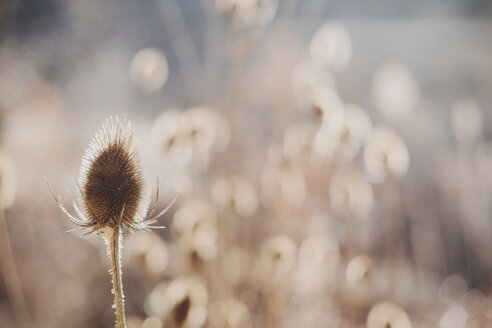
[77,116,150,231]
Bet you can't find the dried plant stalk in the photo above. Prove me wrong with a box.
[99,226,126,328]
[0,209,32,328]
[47,116,175,328]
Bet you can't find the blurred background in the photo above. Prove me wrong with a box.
[0,0,492,327]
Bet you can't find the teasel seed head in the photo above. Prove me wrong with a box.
[77,115,149,232]
[47,115,177,235]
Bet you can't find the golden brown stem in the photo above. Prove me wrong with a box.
[106,226,127,328]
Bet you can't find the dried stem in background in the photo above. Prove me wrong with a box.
[0,208,32,328]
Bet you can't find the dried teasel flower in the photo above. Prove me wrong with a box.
[48,116,174,234]
[47,115,176,328]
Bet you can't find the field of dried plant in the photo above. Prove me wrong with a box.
[0,1,492,327]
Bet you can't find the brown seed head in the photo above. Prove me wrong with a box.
[77,116,149,231]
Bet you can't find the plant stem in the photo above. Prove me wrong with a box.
[0,208,32,328]
[108,225,126,328]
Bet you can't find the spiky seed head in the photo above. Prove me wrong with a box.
[78,116,149,231]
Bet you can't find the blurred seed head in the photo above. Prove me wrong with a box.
[292,60,336,111]
[181,223,218,262]
[366,302,412,328]
[209,298,250,328]
[334,104,372,163]
[310,22,352,72]
[364,126,410,183]
[78,116,149,230]
[372,61,420,119]
[126,316,144,328]
[173,201,218,235]
[346,254,372,288]
[126,232,169,275]
[261,235,297,271]
[311,89,346,158]
[147,276,208,328]
[130,48,169,93]
[439,275,467,305]
[295,300,341,327]
[142,317,163,328]
[186,107,218,155]
[440,304,468,328]
[255,235,297,290]
[187,106,231,154]
[282,123,316,162]
[261,157,307,209]
[186,107,217,152]
[451,98,482,145]
[298,234,339,270]
[308,85,345,124]
[152,107,230,167]
[296,234,339,295]
[153,109,193,166]
[212,176,258,217]
[174,201,218,262]
[0,149,16,209]
[462,289,485,318]
[329,166,373,218]
[128,316,145,328]
[215,0,279,27]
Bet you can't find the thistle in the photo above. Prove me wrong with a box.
[47,116,175,328]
